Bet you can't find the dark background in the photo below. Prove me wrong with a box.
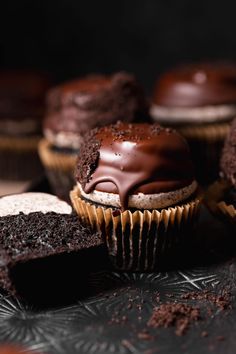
[1,0,236,91]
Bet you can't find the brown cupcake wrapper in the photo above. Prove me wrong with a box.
[70,186,201,270]
[38,139,77,201]
[205,179,236,223]
[178,122,229,142]
[0,135,43,180]
[177,122,230,185]
[0,135,41,151]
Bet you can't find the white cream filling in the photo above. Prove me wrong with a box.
[78,180,198,209]
[44,129,83,149]
[0,192,72,216]
[150,104,236,124]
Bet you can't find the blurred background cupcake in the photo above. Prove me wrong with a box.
[39,72,149,201]
[71,122,201,270]
[0,70,51,181]
[206,117,236,223]
[150,62,236,185]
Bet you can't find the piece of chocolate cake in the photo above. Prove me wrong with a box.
[0,193,104,304]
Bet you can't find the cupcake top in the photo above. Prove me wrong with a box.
[44,72,149,149]
[153,62,236,108]
[0,70,51,135]
[0,192,72,216]
[76,122,197,210]
[220,117,236,187]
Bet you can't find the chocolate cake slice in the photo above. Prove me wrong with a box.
[0,193,105,306]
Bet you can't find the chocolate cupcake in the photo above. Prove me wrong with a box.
[150,62,236,184]
[0,192,103,298]
[0,70,51,180]
[39,72,149,201]
[206,118,236,222]
[71,122,201,270]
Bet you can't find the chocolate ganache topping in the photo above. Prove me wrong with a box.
[44,72,149,135]
[76,122,195,210]
[153,62,236,107]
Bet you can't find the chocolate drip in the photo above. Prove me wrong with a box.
[80,123,195,210]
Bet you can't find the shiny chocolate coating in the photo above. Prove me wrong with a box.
[77,122,195,210]
[44,72,149,135]
[153,62,236,107]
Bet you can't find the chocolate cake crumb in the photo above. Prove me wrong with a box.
[137,331,154,341]
[181,290,231,310]
[216,335,225,341]
[76,128,101,188]
[148,303,200,336]
[0,212,103,295]
[201,331,208,338]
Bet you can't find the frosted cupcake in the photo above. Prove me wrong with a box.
[71,122,201,270]
[206,117,236,223]
[151,62,236,184]
[39,72,149,200]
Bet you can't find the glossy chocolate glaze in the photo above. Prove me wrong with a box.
[79,122,195,210]
[153,62,236,107]
[44,72,149,135]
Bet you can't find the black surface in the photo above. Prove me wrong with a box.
[1,1,236,90]
[0,179,235,354]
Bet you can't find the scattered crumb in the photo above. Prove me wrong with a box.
[201,331,208,338]
[137,332,154,341]
[148,303,200,336]
[181,290,231,310]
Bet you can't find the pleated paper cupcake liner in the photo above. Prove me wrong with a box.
[205,179,236,225]
[178,122,229,185]
[0,135,43,180]
[38,139,77,201]
[70,186,201,271]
